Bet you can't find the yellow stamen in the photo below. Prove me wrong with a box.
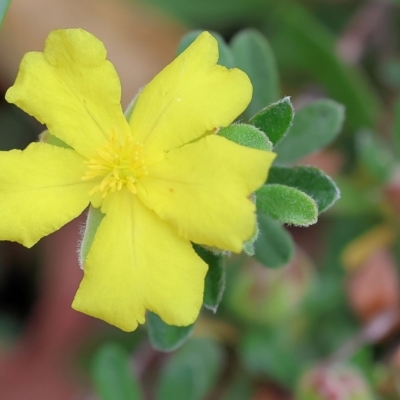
[83,131,147,198]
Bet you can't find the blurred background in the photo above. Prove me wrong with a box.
[1,0,400,399]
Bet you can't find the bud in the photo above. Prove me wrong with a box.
[224,248,313,326]
[296,364,374,400]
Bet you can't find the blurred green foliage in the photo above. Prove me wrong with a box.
[274,99,344,164]
[91,343,143,400]
[141,0,382,130]
[127,0,400,396]
[157,338,224,400]
[0,0,10,28]
[3,0,400,398]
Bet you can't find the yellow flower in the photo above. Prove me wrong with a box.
[3,29,275,331]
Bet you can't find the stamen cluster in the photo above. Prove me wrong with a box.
[83,132,148,197]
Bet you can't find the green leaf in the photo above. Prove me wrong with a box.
[79,205,104,266]
[157,338,224,400]
[231,29,279,118]
[243,223,258,256]
[0,0,11,28]
[194,245,225,313]
[177,30,235,68]
[356,129,395,183]
[393,96,400,160]
[254,213,294,268]
[240,329,303,389]
[38,130,72,149]
[91,343,143,400]
[218,124,272,151]
[269,0,381,130]
[138,0,267,30]
[379,58,400,91]
[249,97,294,145]
[257,184,318,226]
[242,193,259,256]
[333,178,374,216]
[274,99,344,164]
[267,166,340,213]
[222,373,254,400]
[211,31,236,68]
[147,312,194,352]
[124,90,141,121]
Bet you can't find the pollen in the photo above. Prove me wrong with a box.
[83,131,148,198]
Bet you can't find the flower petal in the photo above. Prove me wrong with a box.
[129,31,252,153]
[5,29,130,158]
[138,135,276,253]
[0,142,91,247]
[72,190,208,332]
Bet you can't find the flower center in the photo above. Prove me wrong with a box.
[83,132,148,198]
